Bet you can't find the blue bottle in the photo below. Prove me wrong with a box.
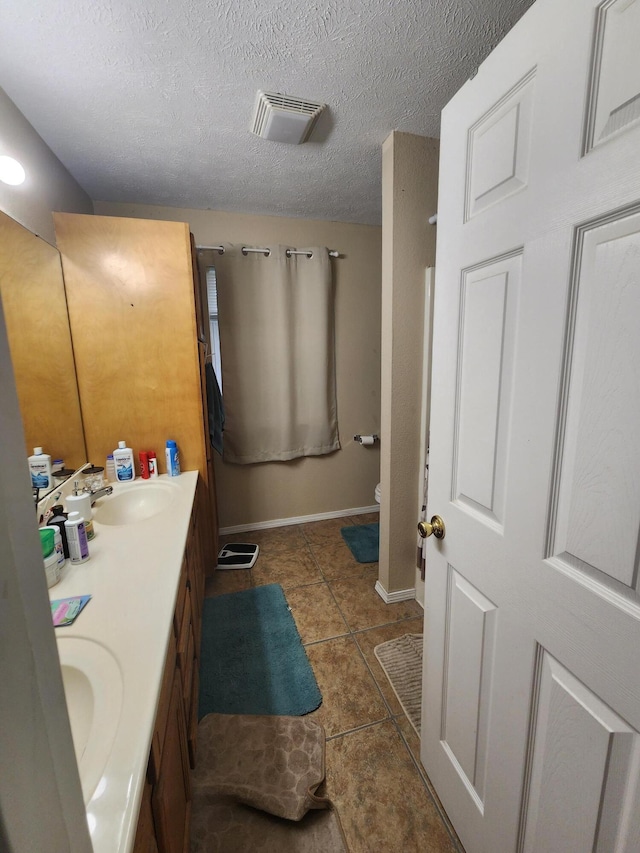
[165,440,180,476]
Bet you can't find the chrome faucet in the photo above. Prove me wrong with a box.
[87,485,114,505]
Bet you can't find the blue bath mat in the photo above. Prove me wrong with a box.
[198,583,322,718]
[340,522,379,563]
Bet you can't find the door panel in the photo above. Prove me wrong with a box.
[583,0,640,153]
[454,253,521,528]
[520,650,640,853]
[548,207,640,590]
[421,1,640,851]
[465,71,535,220]
[441,568,497,807]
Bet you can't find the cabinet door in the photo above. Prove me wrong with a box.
[151,670,191,853]
[177,584,195,715]
[188,655,200,769]
[132,775,159,853]
[150,632,177,782]
[53,213,206,475]
[187,498,205,646]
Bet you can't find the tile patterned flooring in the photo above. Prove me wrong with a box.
[204,514,464,853]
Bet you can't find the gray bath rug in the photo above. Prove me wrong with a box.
[374,633,423,736]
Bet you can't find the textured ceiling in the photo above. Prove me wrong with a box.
[0,0,534,225]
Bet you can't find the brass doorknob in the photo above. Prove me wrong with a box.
[418,515,446,540]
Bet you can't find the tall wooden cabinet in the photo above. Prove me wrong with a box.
[53,213,218,565]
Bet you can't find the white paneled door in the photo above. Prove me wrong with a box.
[420,1,640,851]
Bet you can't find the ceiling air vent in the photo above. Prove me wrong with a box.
[250,91,326,144]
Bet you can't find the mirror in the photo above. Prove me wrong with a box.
[0,210,87,494]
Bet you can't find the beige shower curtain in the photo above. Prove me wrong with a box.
[204,244,340,464]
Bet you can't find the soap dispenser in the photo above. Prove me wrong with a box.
[66,482,95,540]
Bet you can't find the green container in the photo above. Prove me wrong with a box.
[39,527,55,558]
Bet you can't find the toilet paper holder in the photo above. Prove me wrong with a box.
[354,434,379,445]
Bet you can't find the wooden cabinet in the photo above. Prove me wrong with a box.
[132,483,206,853]
[53,212,218,567]
[132,778,158,853]
[52,214,215,851]
[151,670,191,853]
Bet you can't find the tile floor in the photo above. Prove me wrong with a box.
[204,514,465,853]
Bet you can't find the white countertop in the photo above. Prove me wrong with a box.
[48,471,199,853]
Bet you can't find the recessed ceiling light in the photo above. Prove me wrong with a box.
[0,156,26,186]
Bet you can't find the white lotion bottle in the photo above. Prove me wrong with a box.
[113,440,135,482]
[52,527,66,569]
[65,511,90,564]
[66,482,95,540]
[28,446,52,490]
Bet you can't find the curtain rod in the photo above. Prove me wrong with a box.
[197,244,339,258]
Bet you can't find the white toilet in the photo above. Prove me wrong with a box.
[375,482,381,504]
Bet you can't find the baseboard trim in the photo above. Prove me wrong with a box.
[374,580,416,604]
[220,505,380,536]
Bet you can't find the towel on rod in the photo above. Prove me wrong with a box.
[205,362,225,455]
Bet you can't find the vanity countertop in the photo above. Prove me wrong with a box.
[48,471,199,853]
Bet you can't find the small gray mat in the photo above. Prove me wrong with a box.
[374,634,423,736]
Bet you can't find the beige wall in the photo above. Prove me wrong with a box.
[379,132,439,595]
[0,88,92,243]
[95,202,382,529]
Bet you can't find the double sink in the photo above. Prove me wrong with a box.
[54,478,183,809]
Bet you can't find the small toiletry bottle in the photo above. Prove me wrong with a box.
[106,454,116,483]
[52,527,65,569]
[165,440,180,476]
[39,527,61,587]
[66,482,95,540]
[48,505,69,558]
[39,527,54,559]
[28,447,52,490]
[148,450,158,478]
[65,511,90,564]
[139,450,150,479]
[113,441,135,482]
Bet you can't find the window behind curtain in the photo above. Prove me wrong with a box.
[206,267,222,389]
[212,244,340,464]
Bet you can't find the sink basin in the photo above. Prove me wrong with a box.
[57,637,123,804]
[93,482,176,526]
